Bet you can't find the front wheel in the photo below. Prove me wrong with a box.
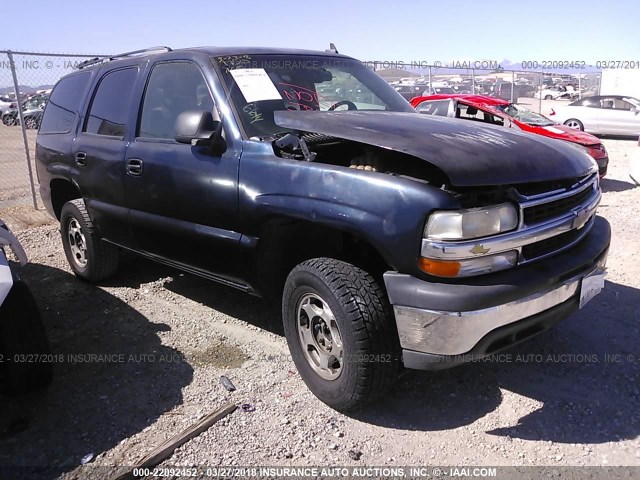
[60,199,119,282]
[282,258,400,411]
[564,118,584,130]
[25,117,37,129]
[544,94,553,100]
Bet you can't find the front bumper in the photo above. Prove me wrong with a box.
[384,215,611,370]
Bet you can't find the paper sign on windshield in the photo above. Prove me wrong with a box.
[230,68,282,103]
[543,126,566,134]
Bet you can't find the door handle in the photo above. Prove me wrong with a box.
[126,158,143,176]
[75,152,87,167]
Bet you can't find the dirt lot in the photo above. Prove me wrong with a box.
[0,126,37,208]
[0,136,638,478]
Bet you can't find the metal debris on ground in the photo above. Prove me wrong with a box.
[219,375,236,392]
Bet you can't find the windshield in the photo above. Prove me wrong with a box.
[214,54,413,137]
[624,97,640,107]
[497,103,555,126]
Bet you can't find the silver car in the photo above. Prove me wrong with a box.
[550,95,640,135]
[0,96,14,117]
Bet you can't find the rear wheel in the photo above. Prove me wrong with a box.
[544,94,553,100]
[60,199,119,282]
[564,118,584,130]
[282,258,400,411]
[25,117,37,129]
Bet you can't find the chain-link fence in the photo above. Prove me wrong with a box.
[0,50,108,209]
[0,51,604,211]
[369,62,602,113]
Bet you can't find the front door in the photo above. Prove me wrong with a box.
[123,61,244,284]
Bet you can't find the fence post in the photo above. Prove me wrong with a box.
[578,74,581,100]
[538,71,543,114]
[428,66,432,92]
[471,69,475,94]
[7,51,38,209]
[511,70,515,102]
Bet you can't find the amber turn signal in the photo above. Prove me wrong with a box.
[418,258,461,277]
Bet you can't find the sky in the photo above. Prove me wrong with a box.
[2,0,639,63]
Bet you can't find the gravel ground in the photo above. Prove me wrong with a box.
[0,138,638,478]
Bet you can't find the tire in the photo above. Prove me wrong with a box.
[0,281,53,396]
[282,258,400,411]
[544,95,553,100]
[60,199,119,282]
[564,118,584,130]
[25,117,37,129]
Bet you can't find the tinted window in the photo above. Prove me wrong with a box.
[416,99,450,116]
[612,98,634,110]
[85,68,137,137]
[139,62,213,139]
[39,72,91,134]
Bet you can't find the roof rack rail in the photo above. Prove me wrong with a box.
[76,46,173,69]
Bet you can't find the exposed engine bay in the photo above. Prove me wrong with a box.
[272,131,449,186]
[270,130,594,210]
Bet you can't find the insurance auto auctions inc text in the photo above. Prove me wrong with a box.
[361,60,501,70]
[255,466,497,478]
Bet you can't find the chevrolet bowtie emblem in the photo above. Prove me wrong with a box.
[469,244,490,255]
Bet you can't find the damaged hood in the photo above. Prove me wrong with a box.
[273,111,596,186]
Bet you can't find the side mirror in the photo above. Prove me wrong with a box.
[175,110,227,156]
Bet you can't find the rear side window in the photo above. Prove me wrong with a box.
[39,72,91,134]
[85,67,137,137]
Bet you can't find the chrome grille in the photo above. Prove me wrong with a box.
[523,186,595,225]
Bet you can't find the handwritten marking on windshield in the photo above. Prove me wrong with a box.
[279,83,320,110]
[243,103,264,124]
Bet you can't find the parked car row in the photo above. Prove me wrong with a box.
[1,93,49,129]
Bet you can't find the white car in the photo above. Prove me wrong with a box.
[631,136,640,185]
[550,95,640,136]
[534,86,577,100]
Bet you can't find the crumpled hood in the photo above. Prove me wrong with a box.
[274,111,596,187]
[528,124,603,146]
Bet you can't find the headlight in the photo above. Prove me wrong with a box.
[425,203,518,240]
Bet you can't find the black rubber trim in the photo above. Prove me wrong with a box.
[402,295,579,371]
[385,215,610,312]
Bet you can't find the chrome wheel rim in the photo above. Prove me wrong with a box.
[566,120,581,129]
[296,293,343,380]
[67,218,88,267]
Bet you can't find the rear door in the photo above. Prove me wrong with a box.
[123,60,244,284]
[71,65,139,246]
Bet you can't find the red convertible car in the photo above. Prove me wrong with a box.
[410,94,608,177]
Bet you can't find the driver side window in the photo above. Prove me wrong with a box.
[139,62,214,139]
